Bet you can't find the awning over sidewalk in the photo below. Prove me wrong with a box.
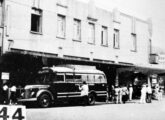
[9,48,134,68]
[134,64,165,74]
[118,64,165,75]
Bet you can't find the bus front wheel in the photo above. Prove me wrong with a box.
[88,93,96,105]
[38,94,51,108]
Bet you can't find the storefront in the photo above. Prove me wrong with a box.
[117,64,165,98]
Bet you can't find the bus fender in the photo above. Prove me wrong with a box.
[36,89,54,101]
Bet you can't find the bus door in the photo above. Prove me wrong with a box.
[65,73,81,98]
[50,73,67,99]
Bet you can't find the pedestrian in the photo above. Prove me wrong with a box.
[114,86,120,104]
[10,85,17,105]
[2,80,9,104]
[158,87,163,101]
[122,86,129,104]
[140,84,147,104]
[110,85,115,102]
[0,82,4,104]
[146,85,152,103]
[79,81,89,106]
[118,86,123,104]
[106,85,110,103]
[155,84,159,100]
[128,84,133,101]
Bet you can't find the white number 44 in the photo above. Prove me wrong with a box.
[0,107,25,120]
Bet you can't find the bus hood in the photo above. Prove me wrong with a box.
[24,85,50,89]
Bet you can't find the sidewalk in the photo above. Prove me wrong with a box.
[106,96,165,104]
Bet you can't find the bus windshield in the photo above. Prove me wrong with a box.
[33,73,51,84]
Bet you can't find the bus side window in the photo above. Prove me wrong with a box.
[74,74,82,83]
[101,75,106,83]
[95,75,103,83]
[52,73,64,82]
[97,75,106,83]
[66,73,74,83]
[87,74,94,83]
[57,74,64,82]
[82,74,87,82]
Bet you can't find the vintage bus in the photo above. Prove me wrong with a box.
[18,65,108,108]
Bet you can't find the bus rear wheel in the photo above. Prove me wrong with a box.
[88,93,96,105]
[38,94,51,108]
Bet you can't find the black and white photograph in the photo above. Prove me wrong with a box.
[0,0,165,120]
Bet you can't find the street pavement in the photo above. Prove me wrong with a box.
[27,97,165,120]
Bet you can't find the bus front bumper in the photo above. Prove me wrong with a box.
[18,98,37,102]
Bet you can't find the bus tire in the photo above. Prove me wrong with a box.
[88,93,96,105]
[38,94,51,108]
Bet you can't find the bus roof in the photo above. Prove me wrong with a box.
[44,66,105,74]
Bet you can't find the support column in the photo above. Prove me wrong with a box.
[147,75,151,86]
[115,69,119,86]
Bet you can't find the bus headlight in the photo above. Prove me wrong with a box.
[30,91,35,97]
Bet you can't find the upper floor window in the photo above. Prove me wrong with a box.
[73,19,81,41]
[88,23,95,44]
[101,26,108,46]
[31,8,42,33]
[113,29,120,49]
[57,0,68,7]
[57,14,65,38]
[0,1,3,26]
[131,33,137,52]
[0,0,2,6]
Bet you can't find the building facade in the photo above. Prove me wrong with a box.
[0,0,164,87]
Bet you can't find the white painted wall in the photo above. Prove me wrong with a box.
[4,0,150,65]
